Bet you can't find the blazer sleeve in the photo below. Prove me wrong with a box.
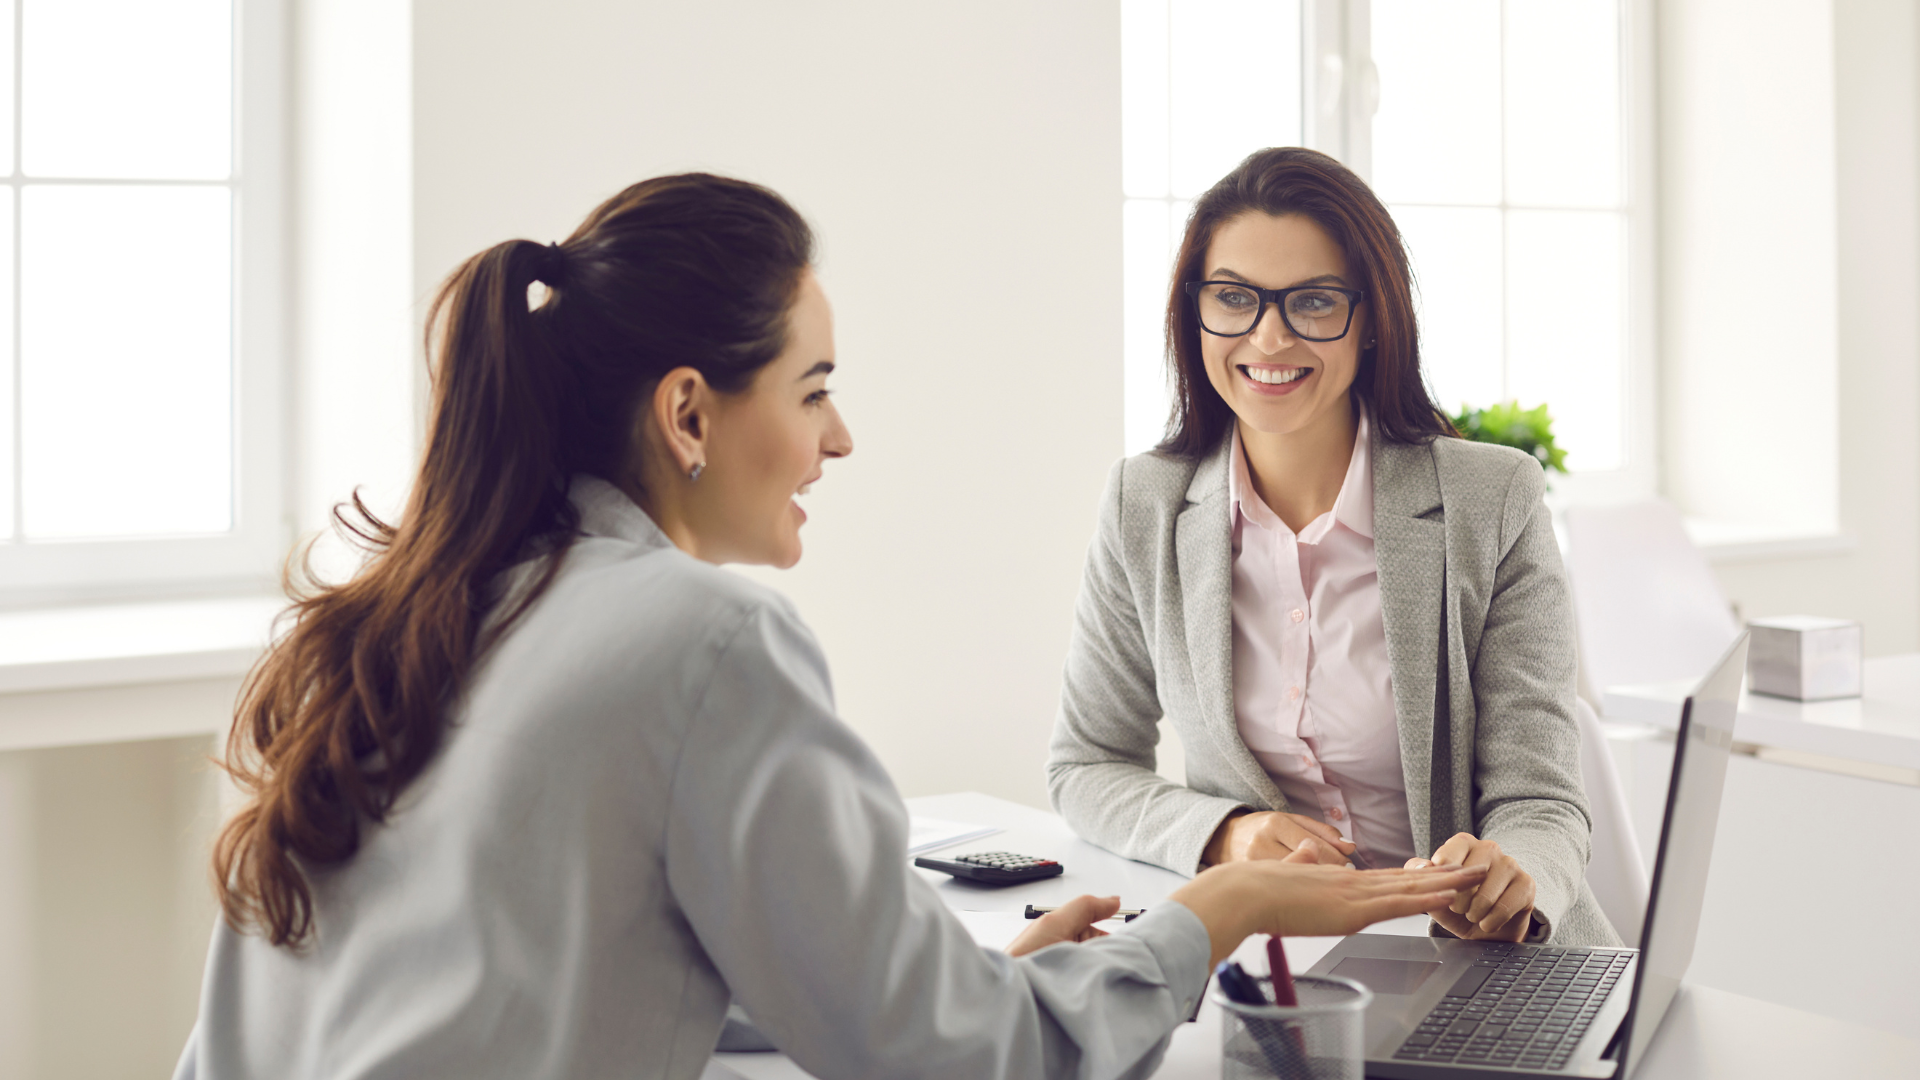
[1046,459,1250,875]
[666,597,1213,1080]
[1467,459,1594,942]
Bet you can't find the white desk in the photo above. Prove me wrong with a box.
[1603,654,1920,784]
[709,793,1920,1079]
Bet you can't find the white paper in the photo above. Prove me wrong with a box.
[950,909,1032,951]
[906,817,1001,856]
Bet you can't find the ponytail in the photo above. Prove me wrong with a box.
[214,175,815,947]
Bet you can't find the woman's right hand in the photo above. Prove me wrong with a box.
[1171,839,1489,967]
[1202,810,1359,867]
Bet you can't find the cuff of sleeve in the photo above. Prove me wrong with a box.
[1181,800,1254,876]
[1126,901,1214,1018]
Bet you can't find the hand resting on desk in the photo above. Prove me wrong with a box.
[1009,839,1487,968]
[1404,832,1538,943]
[1005,893,1122,957]
[1201,810,1359,867]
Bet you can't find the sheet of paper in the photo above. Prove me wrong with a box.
[951,909,1032,951]
[906,816,1001,855]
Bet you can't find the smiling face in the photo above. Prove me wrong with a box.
[697,272,852,567]
[1198,212,1366,441]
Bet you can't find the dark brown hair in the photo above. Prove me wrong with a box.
[1157,147,1455,456]
[214,174,815,947]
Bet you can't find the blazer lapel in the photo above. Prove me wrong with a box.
[1371,431,1451,854]
[1175,433,1287,807]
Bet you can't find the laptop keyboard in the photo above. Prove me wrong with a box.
[1391,947,1633,1072]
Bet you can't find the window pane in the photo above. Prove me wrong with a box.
[1505,0,1620,208]
[0,191,12,537]
[1122,0,1170,199]
[22,0,232,180]
[1372,0,1502,205]
[1393,205,1504,416]
[1124,199,1176,455]
[1168,0,1301,198]
[1506,209,1623,471]
[0,2,15,175]
[21,186,233,538]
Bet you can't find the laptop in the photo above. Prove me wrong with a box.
[1305,633,1748,1079]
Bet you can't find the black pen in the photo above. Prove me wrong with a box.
[1023,903,1146,922]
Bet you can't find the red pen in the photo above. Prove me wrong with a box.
[1267,935,1299,1007]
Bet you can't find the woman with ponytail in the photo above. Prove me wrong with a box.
[173,173,1485,1080]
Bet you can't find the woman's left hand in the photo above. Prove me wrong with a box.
[1004,894,1119,957]
[1405,832,1536,942]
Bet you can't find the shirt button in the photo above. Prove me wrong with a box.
[1329,807,1346,821]
[1290,608,1305,623]
[1287,685,1301,701]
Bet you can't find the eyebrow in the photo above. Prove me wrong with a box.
[1209,268,1350,289]
[798,360,835,380]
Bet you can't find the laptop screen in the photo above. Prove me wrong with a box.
[1618,633,1747,1076]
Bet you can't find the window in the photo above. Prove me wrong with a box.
[1120,1,1650,499]
[0,0,286,601]
[1121,0,1304,456]
[1370,0,1646,493]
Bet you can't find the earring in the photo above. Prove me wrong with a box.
[688,462,705,482]
[1365,338,1377,349]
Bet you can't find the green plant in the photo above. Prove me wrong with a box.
[1449,400,1568,474]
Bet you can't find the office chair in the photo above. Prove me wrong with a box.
[1574,695,1651,944]
[1563,499,1740,695]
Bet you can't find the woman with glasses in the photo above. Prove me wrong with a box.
[1047,148,1618,948]
[172,173,1486,1080]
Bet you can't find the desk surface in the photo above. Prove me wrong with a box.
[1603,653,1920,775]
[712,793,1920,1080]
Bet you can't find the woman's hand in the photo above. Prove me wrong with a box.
[1004,894,1119,957]
[1202,810,1358,867]
[1173,839,1489,967]
[1405,832,1536,942]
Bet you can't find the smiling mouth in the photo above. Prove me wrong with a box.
[1240,365,1311,385]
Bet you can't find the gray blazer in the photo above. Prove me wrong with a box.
[1046,427,1619,947]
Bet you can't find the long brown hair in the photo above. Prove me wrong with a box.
[214,174,815,947]
[1158,147,1454,456]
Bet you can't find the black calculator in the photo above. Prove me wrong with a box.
[913,851,1064,886]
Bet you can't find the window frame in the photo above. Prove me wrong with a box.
[0,0,288,606]
[1307,0,1658,504]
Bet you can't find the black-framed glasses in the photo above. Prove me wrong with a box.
[1183,281,1366,341]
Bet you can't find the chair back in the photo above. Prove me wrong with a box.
[1563,499,1739,694]
[1575,696,1650,944]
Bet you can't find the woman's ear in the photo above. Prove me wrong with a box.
[651,366,712,480]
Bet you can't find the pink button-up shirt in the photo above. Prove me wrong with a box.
[1229,412,1417,870]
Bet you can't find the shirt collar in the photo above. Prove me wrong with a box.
[568,474,675,549]
[1228,409,1375,541]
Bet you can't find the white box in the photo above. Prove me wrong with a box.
[1746,616,1863,701]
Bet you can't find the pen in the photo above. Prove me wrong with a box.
[1023,904,1145,922]
[1215,960,1269,1006]
[1266,935,1299,1007]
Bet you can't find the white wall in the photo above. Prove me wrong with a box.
[1680,0,1920,655]
[0,735,222,1080]
[1658,0,1840,535]
[411,0,1126,809]
[294,0,418,581]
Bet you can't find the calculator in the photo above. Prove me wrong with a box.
[913,851,1065,886]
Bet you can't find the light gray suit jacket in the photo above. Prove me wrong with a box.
[1046,427,1620,947]
[174,478,1212,1080]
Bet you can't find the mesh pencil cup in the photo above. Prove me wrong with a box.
[1214,973,1372,1080]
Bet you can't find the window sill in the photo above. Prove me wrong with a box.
[0,595,284,753]
[0,595,284,696]
[1682,520,1857,565]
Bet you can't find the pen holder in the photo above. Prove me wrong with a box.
[1215,974,1372,1080]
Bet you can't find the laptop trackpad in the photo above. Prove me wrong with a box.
[1329,957,1445,996]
